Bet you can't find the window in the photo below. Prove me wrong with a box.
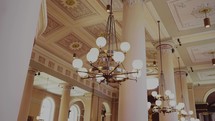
[38,97,55,121]
[68,104,80,121]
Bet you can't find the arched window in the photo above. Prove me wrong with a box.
[68,104,80,121]
[38,97,55,121]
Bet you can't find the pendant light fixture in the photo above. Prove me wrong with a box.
[72,0,143,84]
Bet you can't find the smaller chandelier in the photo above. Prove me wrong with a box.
[148,90,185,114]
[72,0,143,84]
[178,110,200,121]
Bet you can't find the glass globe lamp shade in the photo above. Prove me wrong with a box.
[169,93,175,99]
[151,91,158,97]
[96,74,105,83]
[120,42,130,52]
[155,100,162,106]
[87,51,98,63]
[190,118,195,121]
[132,59,143,70]
[147,102,151,110]
[165,90,171,96]
[169,100,176,107]
[90,48,99,56]
[132,69,141,78]
[189,110,193,115]
[78,68,88,77]
[72,58,83,69]
[96,37,106,48]
[181,110,187,115]
[147,77,159,90]
[113,51,125,63]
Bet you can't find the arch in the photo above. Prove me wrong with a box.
[38,97,55,121]
[102,102,111,113]
[203,88,215,103]
[68,104,81,121]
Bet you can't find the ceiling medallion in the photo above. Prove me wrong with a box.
[69,41,83,50]
[61,0,78,8]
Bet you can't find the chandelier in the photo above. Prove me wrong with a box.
[72,0,143,84]
[148,21,183,114]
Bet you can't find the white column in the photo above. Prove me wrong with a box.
[0,0,41,121]
[156,41,178,121]
[17,68,37,121]
[118,0,147,121]
[188,84,197,118]
[175,70,190,110]
[58,83,72,121]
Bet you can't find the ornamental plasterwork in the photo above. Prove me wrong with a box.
[42,14,64,36]
[99,0,123,11]
[51,0,96,20]
[84,23,106,39]
[56,33,90,57]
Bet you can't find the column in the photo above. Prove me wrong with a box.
[174,69,190,111]
[0,0,41,121]
[156,41,178,121]
[118,0,147,121]
[188,83,197,118]
[17,68,37,121]
[58,83,72,121]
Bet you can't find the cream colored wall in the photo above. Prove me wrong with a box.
[29,88,61,121]
[194,84,215,103]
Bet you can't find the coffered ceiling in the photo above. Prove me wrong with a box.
[34,0,215,94]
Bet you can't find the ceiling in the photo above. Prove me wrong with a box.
[34,0,215,95]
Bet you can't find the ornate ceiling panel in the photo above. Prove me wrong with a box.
[187,43,215,63]
[56,33,91,57]
[42,14,64,36]
[197,69,215,81]
[51,0,96,20]
[167,0,215,30]
[84,23,106,38]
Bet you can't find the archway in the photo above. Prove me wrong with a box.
[101,102,111,121]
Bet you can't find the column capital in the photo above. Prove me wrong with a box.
[58,83,72,90]
[28,67,37,75]
[123,0,145,5]
[174,68,188,76]
[155,41,175,50]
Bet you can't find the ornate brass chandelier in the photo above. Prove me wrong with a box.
[72,0,143,84]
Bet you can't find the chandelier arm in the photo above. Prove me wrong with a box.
[89,63,105,74]
[76,70,96,75]
[111,71,138,76]
[108,64,120,75]
[80,76,97,79]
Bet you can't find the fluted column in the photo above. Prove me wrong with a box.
[118,0,147,121]
[156,41,178,121]
[17,68,37,121]
[58,83,72,121]
[188,84,197,118]
[175,69,190,110]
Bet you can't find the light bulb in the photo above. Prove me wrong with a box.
[155,100,162,106]
[151,91,158,97]
[78,68,88,77]
[90,48,99,56]
[120,42,130,52]
[72,58,83,69]
[132,69,141,78]
[181,110,187,115]
[86,51,98,63]
[169,93,175,99]
[169,100,176,107]
[96,37,106,48]
[189,110,193,115]
[113,51,125,63]
[147,77,159,90]
[165,90,171,96]
[132,59,143,69]
[96,74,105,83]
[147,102,151,110]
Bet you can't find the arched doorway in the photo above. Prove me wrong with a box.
[101,102,111,121]
[68,100,85,121]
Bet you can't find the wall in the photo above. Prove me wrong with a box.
[194,84,215,103]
